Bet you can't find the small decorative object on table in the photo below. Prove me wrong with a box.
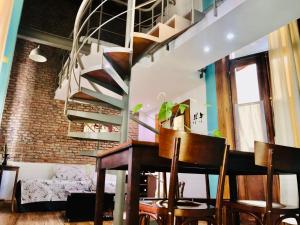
[1,144,10,166]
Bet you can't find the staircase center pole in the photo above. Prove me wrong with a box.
[114,1,136,225]
[113,80,130,225]
[125,0,136,49]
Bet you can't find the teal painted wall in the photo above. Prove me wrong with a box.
[0,0,24,124]
[203,0,214,11]
[205,63,219,198]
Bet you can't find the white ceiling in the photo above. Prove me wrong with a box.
[230,36,268,59]
[130,0,300,112]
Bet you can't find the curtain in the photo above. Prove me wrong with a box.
[234,101,268,152]
[268,21,300,209]
[269,21,300,147]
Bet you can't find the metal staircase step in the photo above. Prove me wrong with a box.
[165,14,191,32]
[103,47,131,79]
[145,16,199,57]
[67,110,122,125]
[81,65,123,95]
[70,87,125,109]
[147,23,176,42]
[102,57,129,94]
[81,58,129,95]
[68,131,120,141]
[132,32,160,64]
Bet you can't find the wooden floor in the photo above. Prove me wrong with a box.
[0,201,112,225]
[0,201,212,225]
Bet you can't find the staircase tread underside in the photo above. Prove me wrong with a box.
[67,110,122,125]
[104,51,130,76]
[81,69,124,95]
[132,36,158,64]
[70,89,124,110]
[68,131,120,141]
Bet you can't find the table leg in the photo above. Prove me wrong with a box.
[229,175,240,225]
[11,169,19,212]
[0,168,3,187]
[125,148,141,225]
[95,159,106,225]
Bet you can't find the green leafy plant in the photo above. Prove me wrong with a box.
[131,101,189,133]
[158,101,174,122]
[212,129,223,138]
[132,103,143,114]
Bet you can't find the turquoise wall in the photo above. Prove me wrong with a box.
[205,63,219,198]
[0,0,24,124]
[203,0,214,11]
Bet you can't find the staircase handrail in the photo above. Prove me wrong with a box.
[111,0,162,12]
[63,0,159,113]
[71,0,158,71]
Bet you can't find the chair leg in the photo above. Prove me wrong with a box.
[139,214,144,225]
[254,213,263,225]
[223,206,231,225]
[139,214,150,225]
[231,210,240,225]
[146,215,151,225]
[296,216,300,225]
[263,213,273,225]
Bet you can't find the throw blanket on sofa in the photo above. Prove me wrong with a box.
[21,179,92,204]
[20,165,117,204]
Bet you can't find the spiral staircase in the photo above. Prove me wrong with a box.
[57,0,206,146]
[55,0,220,224]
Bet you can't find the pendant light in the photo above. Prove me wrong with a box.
[29,45,47,62]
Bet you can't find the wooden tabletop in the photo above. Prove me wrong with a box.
[0,165,19,171]
[90,140,267,175]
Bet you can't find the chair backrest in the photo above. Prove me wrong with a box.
[255,141,300,173]
[159,128,229,225]
[159,128,227,167]
[255,141,300,211]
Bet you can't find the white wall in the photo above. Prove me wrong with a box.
[172,82,207,135]
[137,81,208,198]
[138,112,156,142]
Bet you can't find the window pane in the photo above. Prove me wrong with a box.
[235,63,260,104]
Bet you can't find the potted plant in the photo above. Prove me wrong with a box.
[131,100,189,134]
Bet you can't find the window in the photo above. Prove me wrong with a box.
[235,63,260,104]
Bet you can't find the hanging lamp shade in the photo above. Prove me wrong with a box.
[29,45,47,62]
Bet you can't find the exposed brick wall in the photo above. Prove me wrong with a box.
[0,39,138,164]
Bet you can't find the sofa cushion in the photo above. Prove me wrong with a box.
[90,172,116,193]
[53,165,89,181]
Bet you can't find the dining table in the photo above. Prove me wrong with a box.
[88,140,267,225]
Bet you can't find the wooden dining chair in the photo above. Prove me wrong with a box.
[225,141,300,225]
[139,128,229,225]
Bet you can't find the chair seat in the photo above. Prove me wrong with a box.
[139,199,215,218]
[227,200,300,214]
[237,200,286,208]
[156,199,206,209]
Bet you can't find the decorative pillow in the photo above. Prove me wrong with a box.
[53,165,89,181]
[90,172,116,193]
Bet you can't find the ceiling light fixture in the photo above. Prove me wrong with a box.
[226,32,235,40]
[203,46,211,53]
[29,45,47,63]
